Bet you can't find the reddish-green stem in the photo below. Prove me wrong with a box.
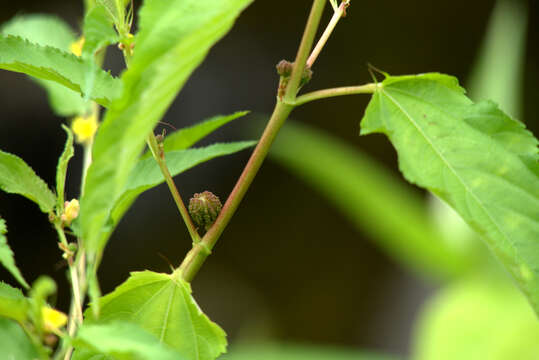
[177,0,327,282]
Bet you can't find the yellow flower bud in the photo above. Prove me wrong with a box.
[69,36,85,57]
[61,199,80,225]
[41,306,68,333]
[71,114,98,144]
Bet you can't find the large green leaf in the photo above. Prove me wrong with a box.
[0,35,120,108]
[0,281,29,322]
[141,111,249,160]
[86,271,227,360]
[0,317,45,360]
[0,150,56,213]
[111,141,255,225]
[0,219,29,289]
[221,344,399,360]
[73,321,187,360]
[360,73,539,312]
[412,274,539,360]
[270,121,475,280]
[80,0,254,258]
[0,14,90,116]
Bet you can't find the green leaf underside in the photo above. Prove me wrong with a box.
[221,344,399,360]
[270,121,473,280]
[80,0,254,258]
[0,14,90,116]
[73,321,186,360]
[412,274,539,360]
[111,141,255,225]
[87,271,227,360]
[0,150,56,213]
[82,4,120,59]
[0,35,120,108]
[360,73,539,312]
[0,281,29,322]
[141,111,249,160]
[56,126,75,211]
[0,317,43,360]
[0,220,29,289]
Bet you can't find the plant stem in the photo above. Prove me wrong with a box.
[146,132,201,243]
[294,83,377,106]
[53,224,83,329]
[177,0,327,282]
[306,1,350,68]
[283,0,327,104]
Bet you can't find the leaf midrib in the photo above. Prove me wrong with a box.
[380,88,520,263]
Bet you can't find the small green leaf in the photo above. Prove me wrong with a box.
[0,15,90,116]
[73,321,187,360]
[412,274,539,360]
[80,0,254,260]
[0,281,30,322]
[271,121,476,280]
[0,219,29,289]
[86,271,227,360]
[141,111,249,160]
[82,3,120,59]
[222,344,400,360]
[0,35,120,107]
[360,73,539,313]
[165,111,249,153]
[56,125,75,212]
[0,317,45,360]
[111,141,255,225]
[0,150,56,213]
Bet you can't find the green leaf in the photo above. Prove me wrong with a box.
[412,274,539,360]
[0,14,75,49]
[0,35,120,107]
[467,0,528,119]
[86,271,227,360]
[0,15,90,116]
[111,141,255,225]
[141,111,249,160]
[0,219,29,289]
[56,125,75,211]
[0,281,30,322]
[360,73,539,312]
[80,0,254,258]
[82,4,120,59]
[73,321,187,360]
[270,121,474,280]
[96,0,130,35]
[0,317,45,360]
[221,344,399,360]
[0,150,56,213]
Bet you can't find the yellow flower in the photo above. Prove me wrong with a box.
[69,36,85,57]
[61,199,80,225]
[72,114,98,144]
[41,306,68,334]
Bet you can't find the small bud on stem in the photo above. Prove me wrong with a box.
[188,191,223,233]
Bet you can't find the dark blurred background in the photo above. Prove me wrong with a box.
[0,0,537,357]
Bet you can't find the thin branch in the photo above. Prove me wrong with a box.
[307,1,350,68]
[146,132,201,243]
[177,0,328,282]
[294,83,377,106]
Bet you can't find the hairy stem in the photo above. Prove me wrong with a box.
[307,1,350,68]
[177,0,327,282]
[294,83,377,106]
[146,132,201,243]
